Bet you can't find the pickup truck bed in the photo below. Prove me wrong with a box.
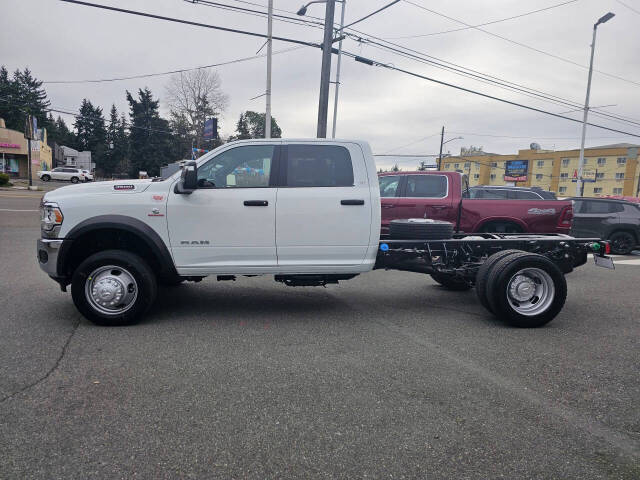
[379,171,573,235]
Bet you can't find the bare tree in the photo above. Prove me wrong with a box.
[165,69,229,148]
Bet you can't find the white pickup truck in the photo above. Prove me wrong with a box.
[37,139,613,327]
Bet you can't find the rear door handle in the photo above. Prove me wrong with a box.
[244,200,268,206]
[431,205,447,210]
[341,199,365,205]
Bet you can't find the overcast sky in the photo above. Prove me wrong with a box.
[2,0,639,169]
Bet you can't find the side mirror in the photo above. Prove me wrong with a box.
[174,161,198,194]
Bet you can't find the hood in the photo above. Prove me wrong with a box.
[43,179,154,202]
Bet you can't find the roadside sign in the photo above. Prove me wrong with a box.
[504,159,529,181]
[203,118,218,140]
[571,168,597,182]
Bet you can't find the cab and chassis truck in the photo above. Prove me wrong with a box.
[37,139,614,328]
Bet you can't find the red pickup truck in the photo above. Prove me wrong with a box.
[379,171,573,235]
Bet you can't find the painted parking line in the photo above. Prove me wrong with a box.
[0,209,39,212]
[614,259,640,266]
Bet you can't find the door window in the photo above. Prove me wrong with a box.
[406,175,447,198]
[285,145,353,187]
[583,201,622,214]
[197,145,274,188]
[379,175,400,197]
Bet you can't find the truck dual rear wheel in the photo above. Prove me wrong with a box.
[71,249,157,326]
[483,252,567,328]
[475,249,524,313]
[430,272,472,291]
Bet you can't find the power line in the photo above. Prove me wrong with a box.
[386,0,579,39]
[401,0,640,88]
[58,0,320,48]
[343,0,401,29]
[616,0,640,16]
[43,46,306,84]
[381,132,441,154]
[343,52,640,138]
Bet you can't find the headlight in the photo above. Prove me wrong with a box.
[40,201,64,234]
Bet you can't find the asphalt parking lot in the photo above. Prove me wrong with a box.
[1,189,639,479]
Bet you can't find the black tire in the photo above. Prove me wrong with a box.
[41,174,50,182]
[70,176,79,184]
[475,249,524,313]
[479,222,522,234]
[389,219,454,240]
[485,252,567,328]
[430,272,472,291]
[609,231,636,255]
[71,249,157,326]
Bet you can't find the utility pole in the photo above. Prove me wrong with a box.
[317,0,336,138]
[331,0,346,138]
[265,0,273,139]
[437,126,444,171]
[576,12,615,197]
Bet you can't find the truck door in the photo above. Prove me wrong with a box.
[397,174,453,222]
[275,143,372,266]
[167,144,279,271]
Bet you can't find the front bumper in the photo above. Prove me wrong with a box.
[37,238,63,277]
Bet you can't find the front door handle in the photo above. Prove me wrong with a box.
[431,205,447,210]
[341,199,365,205]
[244,200,268,206]
[381,204,396,209]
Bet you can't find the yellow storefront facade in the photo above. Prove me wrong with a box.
[442,143,640,197]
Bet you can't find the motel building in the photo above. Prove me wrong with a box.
[0,118,52,180]
[443,143,640,198]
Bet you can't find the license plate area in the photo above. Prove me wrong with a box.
[593,254,615,269]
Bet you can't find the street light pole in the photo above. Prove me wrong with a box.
[576,12,614,197]
[317,0,336,138]
[331,0,346,138]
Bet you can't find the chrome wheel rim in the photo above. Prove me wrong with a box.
[506,268,554,316]
[85,265,138,315]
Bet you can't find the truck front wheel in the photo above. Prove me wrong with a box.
[485,252,567,328]
[71,249,157,326]
[430,272,472,291]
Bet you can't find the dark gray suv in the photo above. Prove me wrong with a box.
[570,198,640,254]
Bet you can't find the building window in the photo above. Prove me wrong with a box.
[560,172,568,181]
[617,157,627,165]
[615,172,625,180]
[464,162,470,169]
[537,160,545,167]
[473,173,480,179]
[559,186,567,193]
[490,162,497,167]
[535,174,543,180]
[594,187,603,194]
[613,188,623,195]
[562,158,570,167]
[490,174,496,180]
[596,172,605,179]
[444,164,451,170]
[454,163,460,169]
[597,158,606,166]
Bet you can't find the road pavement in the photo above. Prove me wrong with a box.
[1,189,639,479]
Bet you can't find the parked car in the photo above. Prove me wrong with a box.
[569,197,640,254]
[37,167,89,184]
[470,185,557,200]
[81,170,94,181]
[379,171,573,235]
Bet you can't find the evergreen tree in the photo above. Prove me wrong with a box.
[104,104,128,176]
[391,164,400,172]
[0,67,51,133]
[230,111,281,140]
[74,99,107,168]
[126,87,173,177]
